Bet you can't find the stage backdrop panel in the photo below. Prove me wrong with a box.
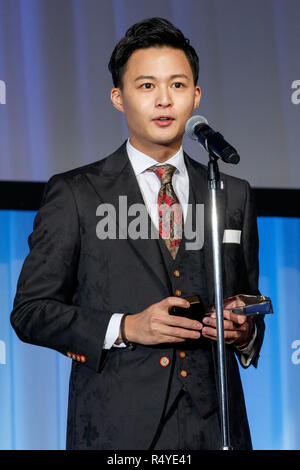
[0,0,300,188]
[0,210,299,450]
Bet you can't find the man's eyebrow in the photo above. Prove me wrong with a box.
[134,74,190,81]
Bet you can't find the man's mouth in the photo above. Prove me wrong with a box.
[153,116,174,121]
[152,116,174,126]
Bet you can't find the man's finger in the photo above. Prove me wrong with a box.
[202,325,243,343]
[162,325,202,340]
[161,296,190,311]
[167,315,203,331]
[223,309,247,324]
[210,309,246,325]
[203,316,242,331]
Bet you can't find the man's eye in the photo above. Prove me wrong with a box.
[173,82,183,88]
[141,83,153,89]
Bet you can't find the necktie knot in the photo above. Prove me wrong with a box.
[147,164,177,185]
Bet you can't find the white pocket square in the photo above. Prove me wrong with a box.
[223,229,241,244]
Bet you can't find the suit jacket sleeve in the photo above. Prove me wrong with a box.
[10,174,113,372]
[235,180,265,369]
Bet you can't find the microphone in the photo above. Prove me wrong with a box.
[185,115,240,164]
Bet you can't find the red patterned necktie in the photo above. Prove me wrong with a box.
[147,164,183,259]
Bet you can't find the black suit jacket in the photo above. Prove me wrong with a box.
[11,142,264,449]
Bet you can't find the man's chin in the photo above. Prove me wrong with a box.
[149,132,183,147]
[129,131,183,153]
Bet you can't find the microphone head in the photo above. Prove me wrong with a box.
[185,115,208,140]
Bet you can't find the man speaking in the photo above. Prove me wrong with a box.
[11,17,264,450]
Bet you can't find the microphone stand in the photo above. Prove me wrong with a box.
[207,152,232,450]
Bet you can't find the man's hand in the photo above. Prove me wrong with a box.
[202,298,254,348]
[119,297,203,346]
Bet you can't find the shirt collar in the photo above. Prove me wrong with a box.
[126,139,186,177]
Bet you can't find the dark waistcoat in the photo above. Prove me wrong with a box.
[154,183,219,423]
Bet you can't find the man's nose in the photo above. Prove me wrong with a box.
[155,86,172,107]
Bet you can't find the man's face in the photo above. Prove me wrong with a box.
[111,46,201,157]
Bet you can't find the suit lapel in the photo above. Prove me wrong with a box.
[84,142,170,293]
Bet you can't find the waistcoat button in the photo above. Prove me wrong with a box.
[160,356,170,367]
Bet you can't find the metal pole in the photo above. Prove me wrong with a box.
[208,157,232,450]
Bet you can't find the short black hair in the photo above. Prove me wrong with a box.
[108,17,199,88]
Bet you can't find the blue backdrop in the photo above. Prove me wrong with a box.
[0,210,300,450]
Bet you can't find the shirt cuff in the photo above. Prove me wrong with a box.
[236,323,257,367]
[103,313,126,349]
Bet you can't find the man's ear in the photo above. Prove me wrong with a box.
[194,86,201,109]
[110,88,124,113]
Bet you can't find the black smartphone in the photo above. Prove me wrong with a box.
[171,295,207,323]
